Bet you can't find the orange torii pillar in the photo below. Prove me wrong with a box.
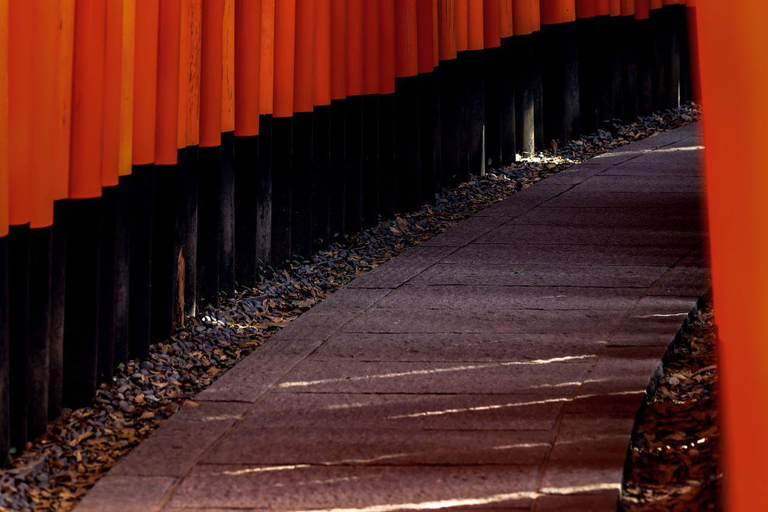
[379,0,398,216]
[198,0,224,302]
[345,0,364,232]
[177,0,202,317]
[483,0,503,171]
[257,0,275,263]
[395,0,423,212]
[311,0,333,248]
[7,0,57,447]
[575,1,602,133]
[271,0,295,264]
[361,0,381,228]
[49,0,76,422]
[64,0,107,407]
[438,0,461,186]
[512,0,542,153]
[328,0,346,237]
[219,0,236,294]
[620,0,639,122]
[98,0,128,383]
[634,0,655,115]
[130,0,159,358]
[292,0,315,255]
[696,2,768,510]
[499,0,518,167]
[234,0,263,286]
[540,0,580,147]
[150,0,183,344]
[651,0,681,110]
[416,0,440,203]
[457,0,484,180]
[0,0,9,465]
[599,0,624,123]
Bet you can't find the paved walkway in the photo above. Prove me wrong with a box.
[76,124,708,512]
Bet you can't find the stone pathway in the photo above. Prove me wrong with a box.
[75,124,708,512]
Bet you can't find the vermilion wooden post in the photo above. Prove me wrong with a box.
[131,0,160,357]
[379,0,397,217]
[634,0,654,115]
[463,0,485,177]
[98,0,126,384]
[112,0,135,376]
[329,0,346,237]
[65,0,108,407]
[417,0,438,202]
[271,0,296,263]
[292,0,315,255]
[362,0,381,228]
[150,0,182,344]
[345,0,364,230]
[576,1,600,133]
[257,0,275,262]
[0,0,9,466]
[49,0,76,421]
[482,0,501,171]
[438,0,460,186]
[219,0,236,293]
[199,0,223,300]
[512,0,542,153]
[312,0,333,249]
[499,0,518,166]
[540,0,580,146]
[394,0,422,212]
[696,2,768,511]
[234,0,263,285]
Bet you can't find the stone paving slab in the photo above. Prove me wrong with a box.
[75,124,708,512]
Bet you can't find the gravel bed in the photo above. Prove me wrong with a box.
[0,105,700,512]
[622,302,721,511]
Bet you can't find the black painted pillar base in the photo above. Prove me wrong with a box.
[395,75,422,213]
[292,112,314,257]
[541,22,581,148]
[27,226,52,439]
[577,18,600,135]
[362,95,380,228]
[621,16,639,123]
[457,52,470,181]
[418,73,436,203]
[256,116,273,263]
[98,186,118,383]
[345,96,363,234]
[500,37,517,167]
[378,94,396,218]
[635,18,654,116]
[219,132,235,294]
[651,8,670,111]
[329,100,346,239]
[0,235,8,465]
[114,175,131,365]
[311,105,332,250]
[198,147,221,305]
[234,135,259,287]
[150,164,177,343]
[63,198,101,409]
[271,117,292,265]
[439,59,460,187]
[483,47,500,172]
[48,200,68,419]
[8,224,29,448]
[666,6,682,109]
[431,71,442,193]
[514,34,536,154]
[600,16,624,126]
[678,5,692,104]
[129,165,154,359]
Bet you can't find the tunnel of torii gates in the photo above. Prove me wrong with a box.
[0,0,761,509]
